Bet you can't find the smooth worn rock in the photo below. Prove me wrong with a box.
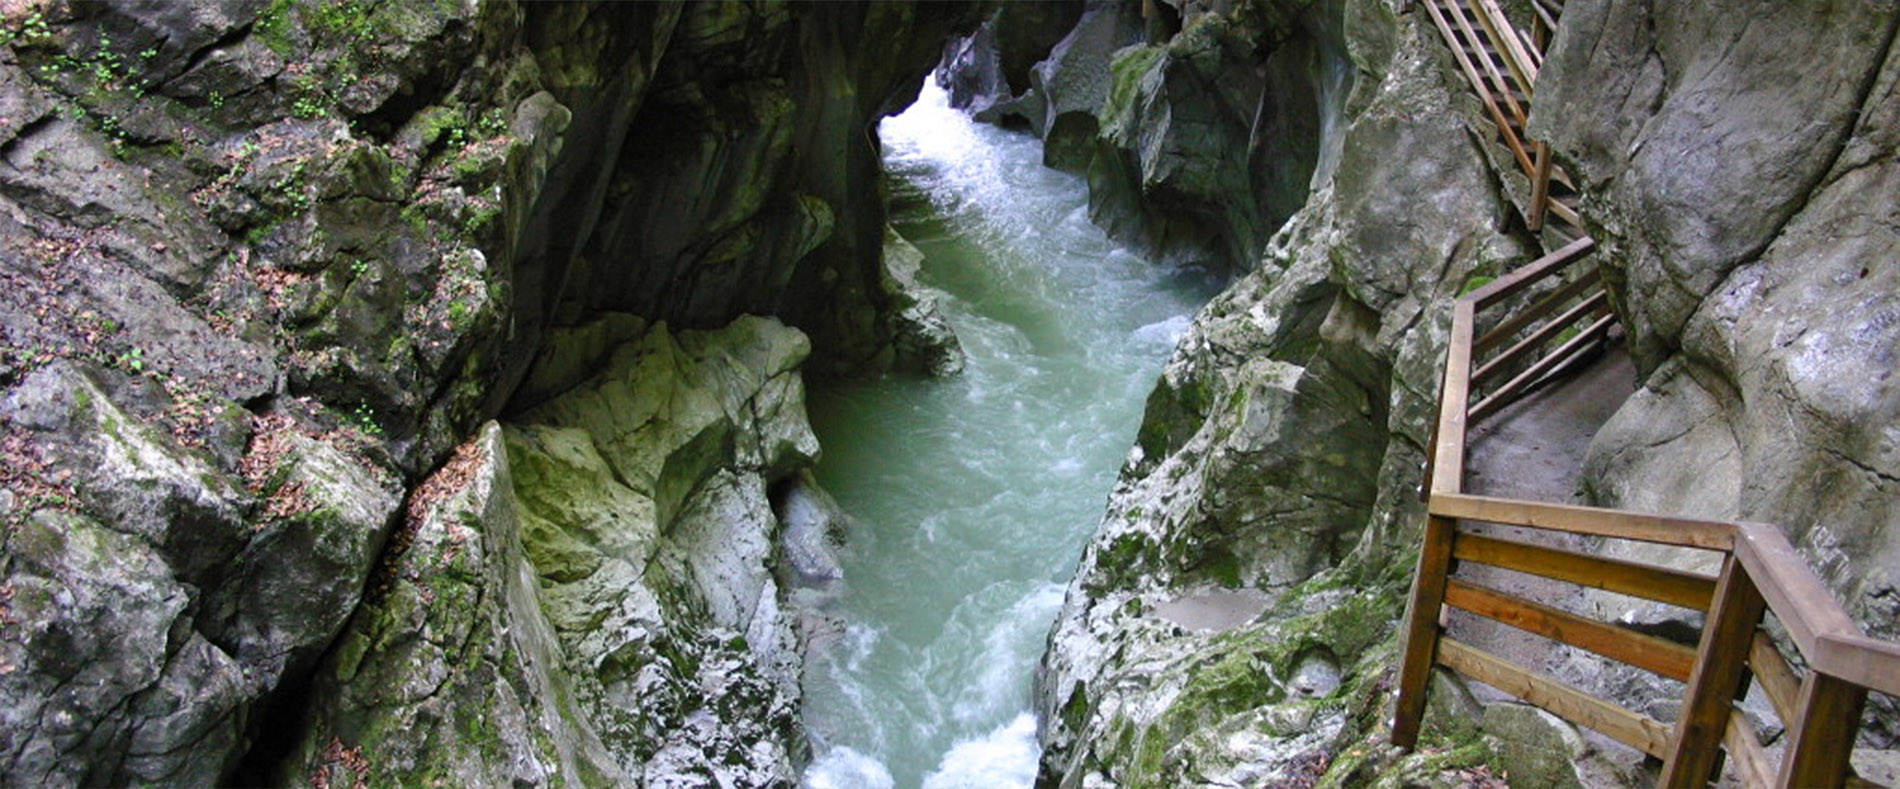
[1547,0,1900,745]
[882,226,966,377]
[286,423,626,787]
[499,315,818,785]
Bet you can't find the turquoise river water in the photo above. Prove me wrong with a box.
[799,82,1221,788]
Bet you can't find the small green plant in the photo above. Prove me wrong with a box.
[117,347,146,373]
[291,92,327,119]
[476,107,508,138]
[350,259,369,277]
[350,403,383,436]
[208,90,225,109]
[0,11,51,48]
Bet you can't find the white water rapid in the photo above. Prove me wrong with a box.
[800,79,1220,789]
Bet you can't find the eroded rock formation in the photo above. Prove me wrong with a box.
[0,0,971,784]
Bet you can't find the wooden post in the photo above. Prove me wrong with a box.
[1778,672,1868,787]
[1392,515,1458,748]
[1528,141,1553,232]
[1660,555,1766,787]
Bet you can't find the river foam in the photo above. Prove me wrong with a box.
[799,77,1218,788]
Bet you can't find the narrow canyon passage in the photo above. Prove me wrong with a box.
[799,82,1221,788]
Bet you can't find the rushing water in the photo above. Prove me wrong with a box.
[800,81,1221,788]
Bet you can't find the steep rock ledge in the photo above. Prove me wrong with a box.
[1536,0,1900,744]
[0,0,972,784]
[1031,1,1539,783]
[285,316,820,787]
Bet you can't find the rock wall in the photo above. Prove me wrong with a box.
[0,0,971,784]
[944,0,1357,271]
[1028,0,1546,783]
[284,316,822,786]
[1534,0,1900,742]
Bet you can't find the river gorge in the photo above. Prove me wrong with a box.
[0,1,1895,787]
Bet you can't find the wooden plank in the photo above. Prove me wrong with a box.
[1722,710,1777,789]
[1464,235,1595,311]
[1430,302,1474,495]
[1431,493,1736,549]
[1817,632,1900,698]
[1731,523,1859,675]
[1528,140,1554,231]
[1437,637,1674,757]
[1473,0,1541,97]
[1749,630,1802,726]
[1453,0,1530,127]
[1452,532,1716,610]
[1469,312,1614,421]
[1547,194,1583,229]
[1471,289,1609,386]
[1661,555,1767,788]
[1444,579,1698,681]
[1392,516,1459,749]
[1779,672,1869,788]
[1472,265,1600,353]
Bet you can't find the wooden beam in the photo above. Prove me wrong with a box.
[1450,0,1530,127]
[1472,265,1600,353]
[1472,0,1542,98]
[1528,140,1554,232]
[1731,523,1862,673]
[1430,302,1475,496]
[1437,637,1674,757]
[1547,194,1583,229]
[1444,579,1698,681]
[1393,516,1460,749]
[1779,672,1869,788]
[1472,289,1609,387]
[1661,555,1767,788]
[1816,632,1900,698]
[1451,532,1717,610]
[1464,235,1595,311]
[1470,312,1615,421]
[1722,710,1777,789]
[1430,493,1736,550]
[1748,630,1802,727]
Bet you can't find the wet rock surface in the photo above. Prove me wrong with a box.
[1542,0,1900,746]
[0,0,977,783]
[289,316,824,786]
[1032,2,1536,784]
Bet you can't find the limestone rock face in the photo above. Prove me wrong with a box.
[0,362,401,786]
[1034,3,1533,783]
[1533,0,1900,742]
[944,0,1359,270]
[282,423,627,788]
[289,315,822,786]
[0,0,974,783]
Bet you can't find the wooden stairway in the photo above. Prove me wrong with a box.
[1421,0,1581,237]
[1396,4,1900,788]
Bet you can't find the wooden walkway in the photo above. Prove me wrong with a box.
[1392,3,1900,787]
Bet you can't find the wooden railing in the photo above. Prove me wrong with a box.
[1420,0,1576,233]
[1391,240,1900,787]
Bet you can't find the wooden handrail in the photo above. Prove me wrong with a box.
[1446,578,1699,680]
[1451,532,1717,609]
[1430,493,1736,549]
[1466,236,1595,310]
